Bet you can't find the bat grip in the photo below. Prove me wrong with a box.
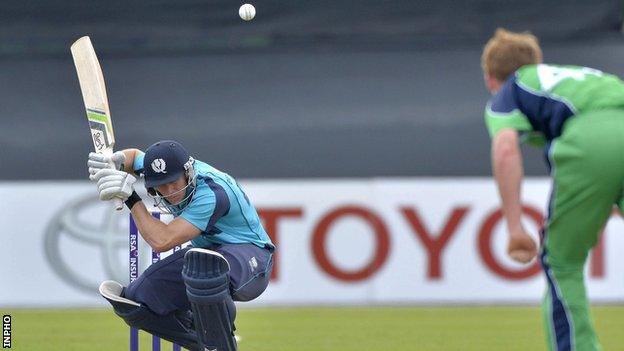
[114,198,124,211]
[108,158,125,211]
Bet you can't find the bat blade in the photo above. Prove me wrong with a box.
[71,36,123,211]
[70,36,115,155]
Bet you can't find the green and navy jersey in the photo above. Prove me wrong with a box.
[485,64,624,144]
[134,154,274,251]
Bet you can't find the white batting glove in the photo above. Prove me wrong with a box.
[88,151,126,180]
[93,169,137,202]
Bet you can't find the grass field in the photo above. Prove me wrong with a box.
[4,306,624,350]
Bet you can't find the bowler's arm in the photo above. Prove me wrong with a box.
[492,129,524,233]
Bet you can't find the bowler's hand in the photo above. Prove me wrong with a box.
[507,228,538,264]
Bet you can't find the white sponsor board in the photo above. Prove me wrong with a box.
[0,178,622,307]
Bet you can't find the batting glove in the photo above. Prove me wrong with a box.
[88,151,126,180]
[94,169,137,202]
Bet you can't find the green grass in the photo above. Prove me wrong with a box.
[3,306,624,350]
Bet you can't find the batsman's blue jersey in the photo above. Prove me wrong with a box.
[135,154,274,250]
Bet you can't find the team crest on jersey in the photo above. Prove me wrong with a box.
[151,159,167,173]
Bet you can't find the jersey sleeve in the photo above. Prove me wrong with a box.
[180,179,230,233]
[484,76,534,138]
[133,152,145,175]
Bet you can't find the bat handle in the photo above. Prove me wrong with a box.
[114,198,124,211]
[107,158,125,211]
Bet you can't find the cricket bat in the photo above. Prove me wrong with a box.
[71,36,123,211]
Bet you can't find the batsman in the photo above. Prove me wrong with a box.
[89,140,275,351]
[481,29,624,351]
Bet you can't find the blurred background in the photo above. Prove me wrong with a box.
[1,1,624,350]
[3,0,623,179]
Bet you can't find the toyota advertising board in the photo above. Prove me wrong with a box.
[1,178,622,307]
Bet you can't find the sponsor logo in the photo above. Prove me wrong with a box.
[249,257,258,272]
[44,193,160,294]
[93,132,104,150]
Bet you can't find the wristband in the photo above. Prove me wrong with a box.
[124,191,142,210]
